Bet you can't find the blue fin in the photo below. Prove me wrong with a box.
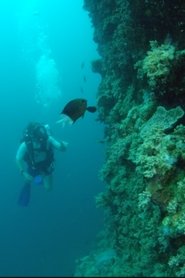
[18,182,31,207]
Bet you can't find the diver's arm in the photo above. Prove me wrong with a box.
[49,136,68,151]
[16,142,33,181]
[16,142,26,173]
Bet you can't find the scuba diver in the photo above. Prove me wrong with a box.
[16,122,68,206]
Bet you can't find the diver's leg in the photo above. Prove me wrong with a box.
[43,175,53,191]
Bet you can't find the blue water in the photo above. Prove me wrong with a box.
[0,0,104,276]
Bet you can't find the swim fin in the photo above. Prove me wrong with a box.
[18,182,31,207]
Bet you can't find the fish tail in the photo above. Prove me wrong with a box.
[87,106,97,113]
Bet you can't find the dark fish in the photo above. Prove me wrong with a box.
[61,98,97,123]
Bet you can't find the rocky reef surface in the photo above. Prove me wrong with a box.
[75,1,185,276]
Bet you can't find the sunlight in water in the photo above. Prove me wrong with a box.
[35,53,61,108]
[16,0,62,108]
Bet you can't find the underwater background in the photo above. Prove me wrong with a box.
[0,0,104,276]
[3,0,185,277]
[75,1,185,277]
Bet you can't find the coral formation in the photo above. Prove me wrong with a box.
[135,40,176,90]
[135,40,185,99]
[75,0,185,276]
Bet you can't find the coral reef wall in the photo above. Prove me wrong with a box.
[75,1,185,276]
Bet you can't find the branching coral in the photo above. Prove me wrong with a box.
[160,176,185,239]
[135,40,175,89]
[138,190,152,211]
[168,246,185,276]
[77,0,185,277]
[135,39,185,100]
[129,106,184,178]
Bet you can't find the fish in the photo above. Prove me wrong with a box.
[56,98,97,126]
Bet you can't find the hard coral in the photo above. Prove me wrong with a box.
[135,40,175,90]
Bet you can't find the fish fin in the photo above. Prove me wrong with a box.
[87,106,97,113]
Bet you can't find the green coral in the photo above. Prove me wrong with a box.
[160,176,185,237]
[135,40,185,98]
[135,40,175,89]
[129,106,184,178]
[168,246,185,277]
[76,0,185,277]
[140,106,184,137]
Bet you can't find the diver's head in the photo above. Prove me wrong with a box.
[26,122,48,144]
[33,125,48,142]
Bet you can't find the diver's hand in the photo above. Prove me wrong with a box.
[22,171,33,182]
[61,141,68,151]
[56,115,73,127]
